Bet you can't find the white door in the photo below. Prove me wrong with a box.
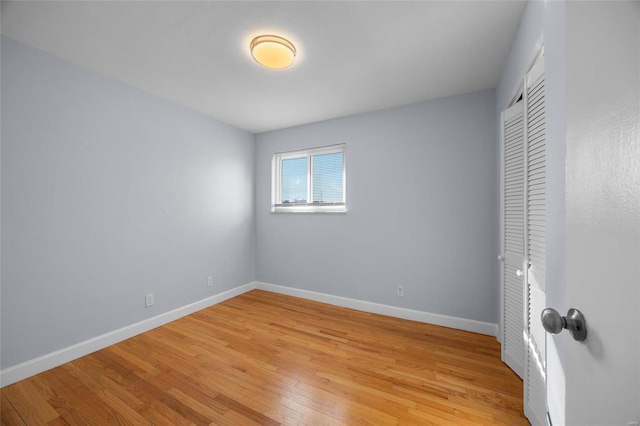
[562,1,640,424]
[500,100,526,379]
[523,58,546,426]
[501,57,547,425]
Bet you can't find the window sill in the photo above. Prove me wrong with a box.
[271,205,347,214]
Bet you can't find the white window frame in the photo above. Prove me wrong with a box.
[272,144,346,213]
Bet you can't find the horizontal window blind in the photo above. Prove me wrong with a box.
[312,152,344,204]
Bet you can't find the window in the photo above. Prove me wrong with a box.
[272,144,346,213]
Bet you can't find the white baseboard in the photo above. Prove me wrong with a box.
[255,282,498,337]
[0,282,256,388]
[1,281,498,387]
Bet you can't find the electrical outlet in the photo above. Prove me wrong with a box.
[397,285,404,297]
[145,293,154,307]
[207,276,213,287]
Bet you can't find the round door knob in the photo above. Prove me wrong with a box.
[498,254,504,261]
[541,308,587,342]
[541,308,564,333]
[516,269,524,277]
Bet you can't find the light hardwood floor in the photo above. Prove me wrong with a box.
[1,290,529,425]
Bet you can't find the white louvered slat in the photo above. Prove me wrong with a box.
[527,283,547,423]
[524,57,547,426]
[527,71,546,295]
[501,100,525,378]
[505,267,525,364]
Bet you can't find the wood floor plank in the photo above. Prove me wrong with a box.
[1,393,28,426]
[0,290,529,425]
[1,380,59,424]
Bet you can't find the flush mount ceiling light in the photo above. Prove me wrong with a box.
[250,35,296,69]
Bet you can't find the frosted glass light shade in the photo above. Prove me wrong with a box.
[250,35,296,69]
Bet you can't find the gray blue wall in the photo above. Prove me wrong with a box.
[1,37,256,369]
[2,34,501,373]
[255,90,498,324]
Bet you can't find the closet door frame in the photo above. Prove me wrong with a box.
[499,49,547,425]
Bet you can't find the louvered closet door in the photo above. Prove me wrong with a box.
[501,100,525,378]
[524,58,547,426]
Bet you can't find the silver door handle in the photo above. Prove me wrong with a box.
[541,308,587,342]
[516,269,524,277]
[498,254,504,261]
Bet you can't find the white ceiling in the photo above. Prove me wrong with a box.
[1,1,526,134]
